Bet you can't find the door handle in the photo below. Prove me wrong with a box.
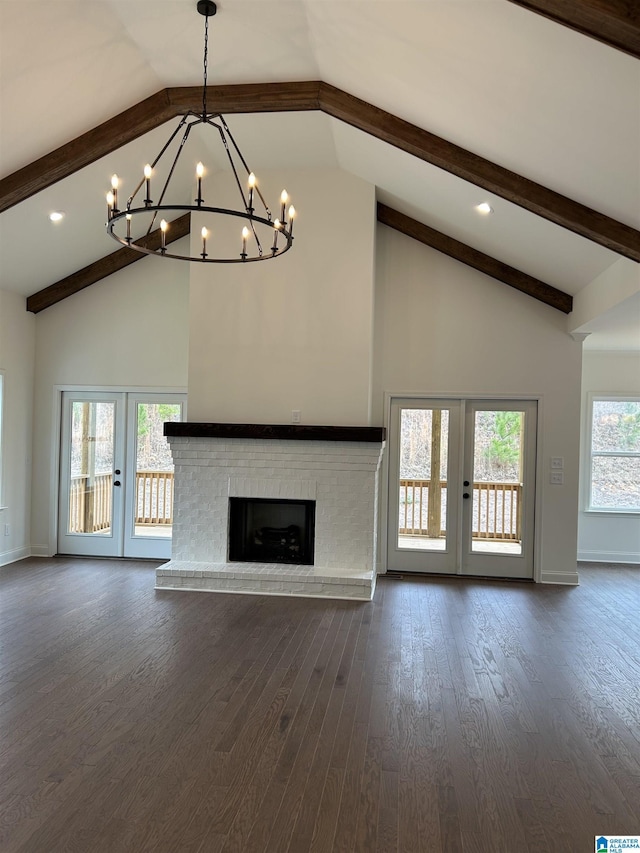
[115,469,121,475]
[463,492,470,499]
[114,480,121,487]
[463,480,470,487]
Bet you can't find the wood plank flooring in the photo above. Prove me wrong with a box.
[1,557,639,852]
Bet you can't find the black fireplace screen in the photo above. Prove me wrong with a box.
[228,497,316,565]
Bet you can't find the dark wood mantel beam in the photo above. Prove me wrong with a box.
[26,213,191,314]
[506,0,640,60]
[377,203,573,314]
[1,82,638,262]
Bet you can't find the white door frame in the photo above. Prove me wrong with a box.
[460,398,537,579]
[58,391,126,557]
[386,398,463,575]
[381,392,545,583]
[123,392,186,559]
[48,385,187,558]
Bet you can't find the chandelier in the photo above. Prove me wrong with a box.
[105,0,295,263]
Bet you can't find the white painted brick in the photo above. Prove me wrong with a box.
[167,435,384,591]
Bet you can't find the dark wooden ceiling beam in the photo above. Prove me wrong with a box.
[377,202,573,314]
[505,0,640,60]
[0,83,322,216]
[26,214,191,314]
[2,82,638,262]
[166,81,322,114]
[0,91,174,216]
[319,84,639,263]
[27,202,572,314]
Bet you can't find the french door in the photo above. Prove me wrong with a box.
[387,397,537,579]
[58,391,185,559]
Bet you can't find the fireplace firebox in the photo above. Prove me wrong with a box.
[228,498,316,565]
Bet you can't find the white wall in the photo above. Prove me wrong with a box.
[569,257,640,333]
[188,169,376,425]
[578,350,640,563]
[0,289,36,565]
[372,226,584,583]
[31,257,189,555]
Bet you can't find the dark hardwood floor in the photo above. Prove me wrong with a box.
[0,557,638,852]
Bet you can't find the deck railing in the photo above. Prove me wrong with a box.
[399,478,522,541]
[69,473,520,539]
[135,471,174,526]
[69,473,113,533]
[69,471,174,533]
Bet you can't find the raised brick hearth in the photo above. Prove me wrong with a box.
[156,424,385,600]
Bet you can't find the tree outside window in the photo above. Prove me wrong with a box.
[589,397,640,511]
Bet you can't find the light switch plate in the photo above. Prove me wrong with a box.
[551,457,564,469]
[550,471,564,485]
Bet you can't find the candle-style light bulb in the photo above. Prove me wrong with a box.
[126,213,132,241]
[247,172,256,212]
[110,174,119,210]
[106,191,114,219]
[288,205,296,236]
[144,164,152,205]
[271,218,281,253]
[201,226,208,258]
[280,189,288,222]
[196,162,204,205]
[160,218,168,252]
[241,225,250,258]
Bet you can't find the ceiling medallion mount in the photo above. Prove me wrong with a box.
[196,0,217,17]
[105,0,295,263]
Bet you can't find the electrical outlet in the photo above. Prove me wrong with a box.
[551,457,564,469]
[291,410,301,424]
[550,471,564,485]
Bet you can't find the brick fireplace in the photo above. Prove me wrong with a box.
[155,424,385,600]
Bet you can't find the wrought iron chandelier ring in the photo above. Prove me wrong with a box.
[107,205,293,263]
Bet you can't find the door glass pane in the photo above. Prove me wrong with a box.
[398,408,449,551]
[471,410,524,554]
[68,401,114,535]
[133,403,181,539]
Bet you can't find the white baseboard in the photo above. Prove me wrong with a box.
[30,545,51,558]
[539,570,580,585]
[0,546,31,567]
[578,550,640,564]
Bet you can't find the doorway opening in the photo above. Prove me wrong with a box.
[387,397,537,579]
[58,391,186,559]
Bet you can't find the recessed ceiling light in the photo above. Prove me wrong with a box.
[49,211,65,222]
[475,202,493,215]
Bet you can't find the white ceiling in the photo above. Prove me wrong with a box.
[0,0,638,348]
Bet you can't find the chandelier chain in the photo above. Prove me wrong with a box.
[202,12,209,118]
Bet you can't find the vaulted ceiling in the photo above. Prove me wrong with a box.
[1,0,638,348]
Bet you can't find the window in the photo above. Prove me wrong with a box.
[588,396,640,512]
